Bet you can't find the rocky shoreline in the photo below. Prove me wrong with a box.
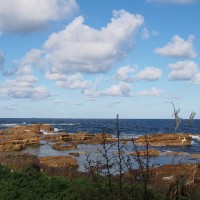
[1,123,200,161]
[0,124,200,190]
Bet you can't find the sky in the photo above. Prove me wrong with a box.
[0,0,200,119]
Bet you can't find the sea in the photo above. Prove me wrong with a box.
[0,118,200,170]
[0,118,200,136]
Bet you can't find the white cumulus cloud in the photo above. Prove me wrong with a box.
[55,73,91,89]
[41,10,144,74]
[102,82,132,96]
[168,60,198,80]
[20,49,44,66]
[0,65,51,100]
[115,66,136,81]
[45,72,91,89]
[154,35,196,58]
[0,0,78,33]
[115,66,162,82]
[134,67,162,81]
[83,82,133,99]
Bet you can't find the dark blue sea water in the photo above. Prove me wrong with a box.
[0,118,200,137]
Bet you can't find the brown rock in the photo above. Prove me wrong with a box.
[39,124,54,132]
[83,133,116,145]
[0,152,39,170]
[69,152,80,157]
[0,124,55,151]
[52,142,77,150]
[123,163,200,193]
[190,154,200,159]
[129,149,160,156]
[23,137,40,145]
[150,163,200,192]
[94,133,112,141]
[134,133,192,147]
[42,133,70,142]
[161,151,189,156]
[39,156,78,167]
[0,140,25,151]
[0,124,54,139]
[70,132,93,141]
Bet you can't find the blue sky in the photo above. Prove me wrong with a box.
[0,0,200,119]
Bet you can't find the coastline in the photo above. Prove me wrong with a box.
[0,122,200,194]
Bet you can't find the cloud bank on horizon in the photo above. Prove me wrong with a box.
[0,0,199,118]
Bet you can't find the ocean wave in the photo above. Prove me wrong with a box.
[0,123,33,127]
[112,133,141,139]
[61,123,81,126]
[48,123,81,126]
[40,130,50,135]
[191,141,196,145]
[191,135,200,141]
[0,123,19,127]
[40,130,57,135]
[54,128,62,132]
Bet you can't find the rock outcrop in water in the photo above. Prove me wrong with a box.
[134,133,192,146]
[129,149,160,156]
[0,124,116,152]
[43,131,116,146]
[0,124,53,151]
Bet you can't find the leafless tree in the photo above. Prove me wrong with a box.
[188,111,196,127]
[172,103,181,132]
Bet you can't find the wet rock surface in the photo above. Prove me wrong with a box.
[134,133,192,146]
[0,124,53,151]
[129,149,160,156]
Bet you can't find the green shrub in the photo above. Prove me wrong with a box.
[0,164,163,200]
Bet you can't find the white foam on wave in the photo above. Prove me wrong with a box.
[191,135,200,141]
[191,141,196,145]
[48,123,80,126]
[41,129,63,135]
[63,123,81,126]
[0,123,18,127]
[68,132,75,134]
[0,123,32,128]
[54,128,62,132]
[41,130,52,135]
[112,134,141,139]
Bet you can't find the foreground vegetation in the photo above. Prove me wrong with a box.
[0,164,164,200]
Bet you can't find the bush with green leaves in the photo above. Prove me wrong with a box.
[0,164,164,200]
